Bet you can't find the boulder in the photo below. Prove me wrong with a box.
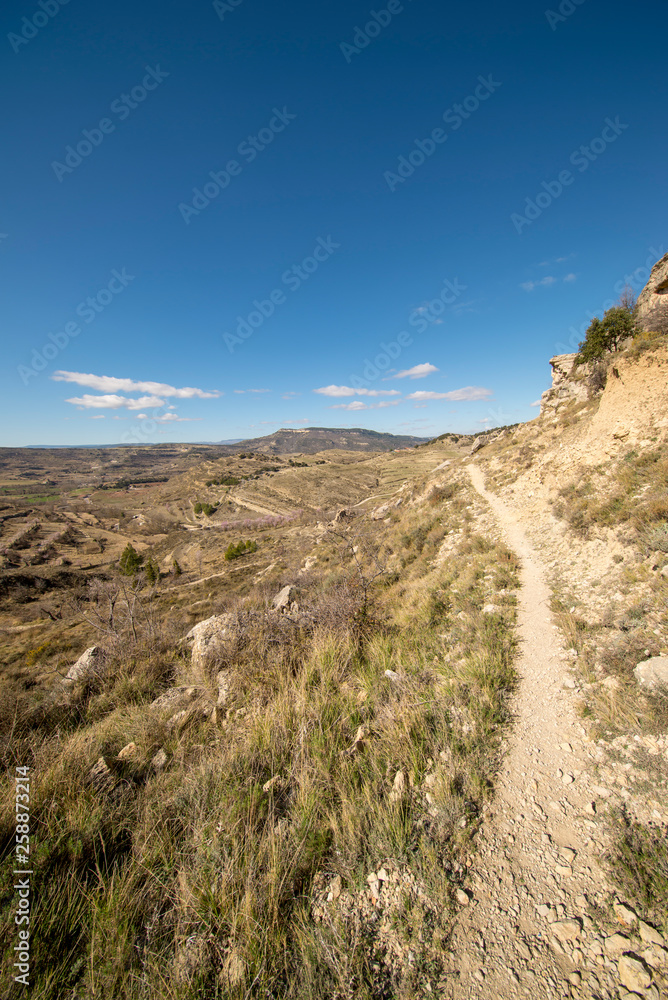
[635,250,668,335]
[371,503,391,520]
[183,614,233,669]
[470,437,486,454]
[63,646,103,685]
[634,657,668,694]
[272,585,297,612]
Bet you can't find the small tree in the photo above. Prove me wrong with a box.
[144,558,160,585]
[577,305,637,362]
[119,543,143,576]
[172,558,182,577]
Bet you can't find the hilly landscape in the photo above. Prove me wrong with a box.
[1,259,667,999]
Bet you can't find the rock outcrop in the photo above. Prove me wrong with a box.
[634,656,668,694]
[539,354,590,415]
[183,614,233,670]
[636,250,668,334]
[63,646,103,685]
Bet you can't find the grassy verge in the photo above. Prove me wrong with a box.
[0,481,519,999]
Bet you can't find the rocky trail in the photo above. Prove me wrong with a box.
[442,465,666,1000]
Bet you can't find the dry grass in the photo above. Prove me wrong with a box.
[0,481,520,999]
[552,449,668,545]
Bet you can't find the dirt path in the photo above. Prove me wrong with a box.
[443,465,627,999]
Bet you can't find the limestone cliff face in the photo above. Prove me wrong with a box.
[635,250,668,334]
[539,354,591,415]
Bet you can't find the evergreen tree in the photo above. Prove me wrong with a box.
[119,543,143,576]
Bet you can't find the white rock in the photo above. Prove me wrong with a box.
[63,646,103,685]
[634,656,668,694]
[618,954,652,992]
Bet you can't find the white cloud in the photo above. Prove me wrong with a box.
[407,386,492,402]
[234,388,270,394]
[530,399,542,407]
[331,400,401,411]
[65,394,166,410]
[52,371,221,399]
[563,272,577,282]
[90,415,106,420]
[539,254,572,267]
[136,412,198,423]
[391,363,439,380]
[520,276,557,292]
[314,385,400,397]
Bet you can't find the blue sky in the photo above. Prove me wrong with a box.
[1,0,666,446]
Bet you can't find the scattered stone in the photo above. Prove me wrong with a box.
[272,585,297,612]
[63,645,103,685]
[455,889,470,907]
[560,848,576,863]
[384,669,400,680]
[151,748,168,770]
[639,921,665,947]
[614,902,639,928]
[88,756,116,793]
[603,933,632,957]
[183,614,233,669]
[262,775,283,794]
[389,770,405,803]
[642,946,668,970]
[633,656,668,694]
[327,875,342,901]
[568,971,582,986]
[617,954,652,992]
[551,919,582,943]
[117,742,137,761]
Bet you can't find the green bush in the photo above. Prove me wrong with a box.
[577,305,637,362]
[224,540,258,561]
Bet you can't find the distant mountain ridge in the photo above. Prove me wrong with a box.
[214,426,427,454]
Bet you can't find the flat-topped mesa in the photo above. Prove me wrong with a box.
[539,353,590,416]
[635,249,668,335]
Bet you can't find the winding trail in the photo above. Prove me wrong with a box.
[443,465,619,999]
